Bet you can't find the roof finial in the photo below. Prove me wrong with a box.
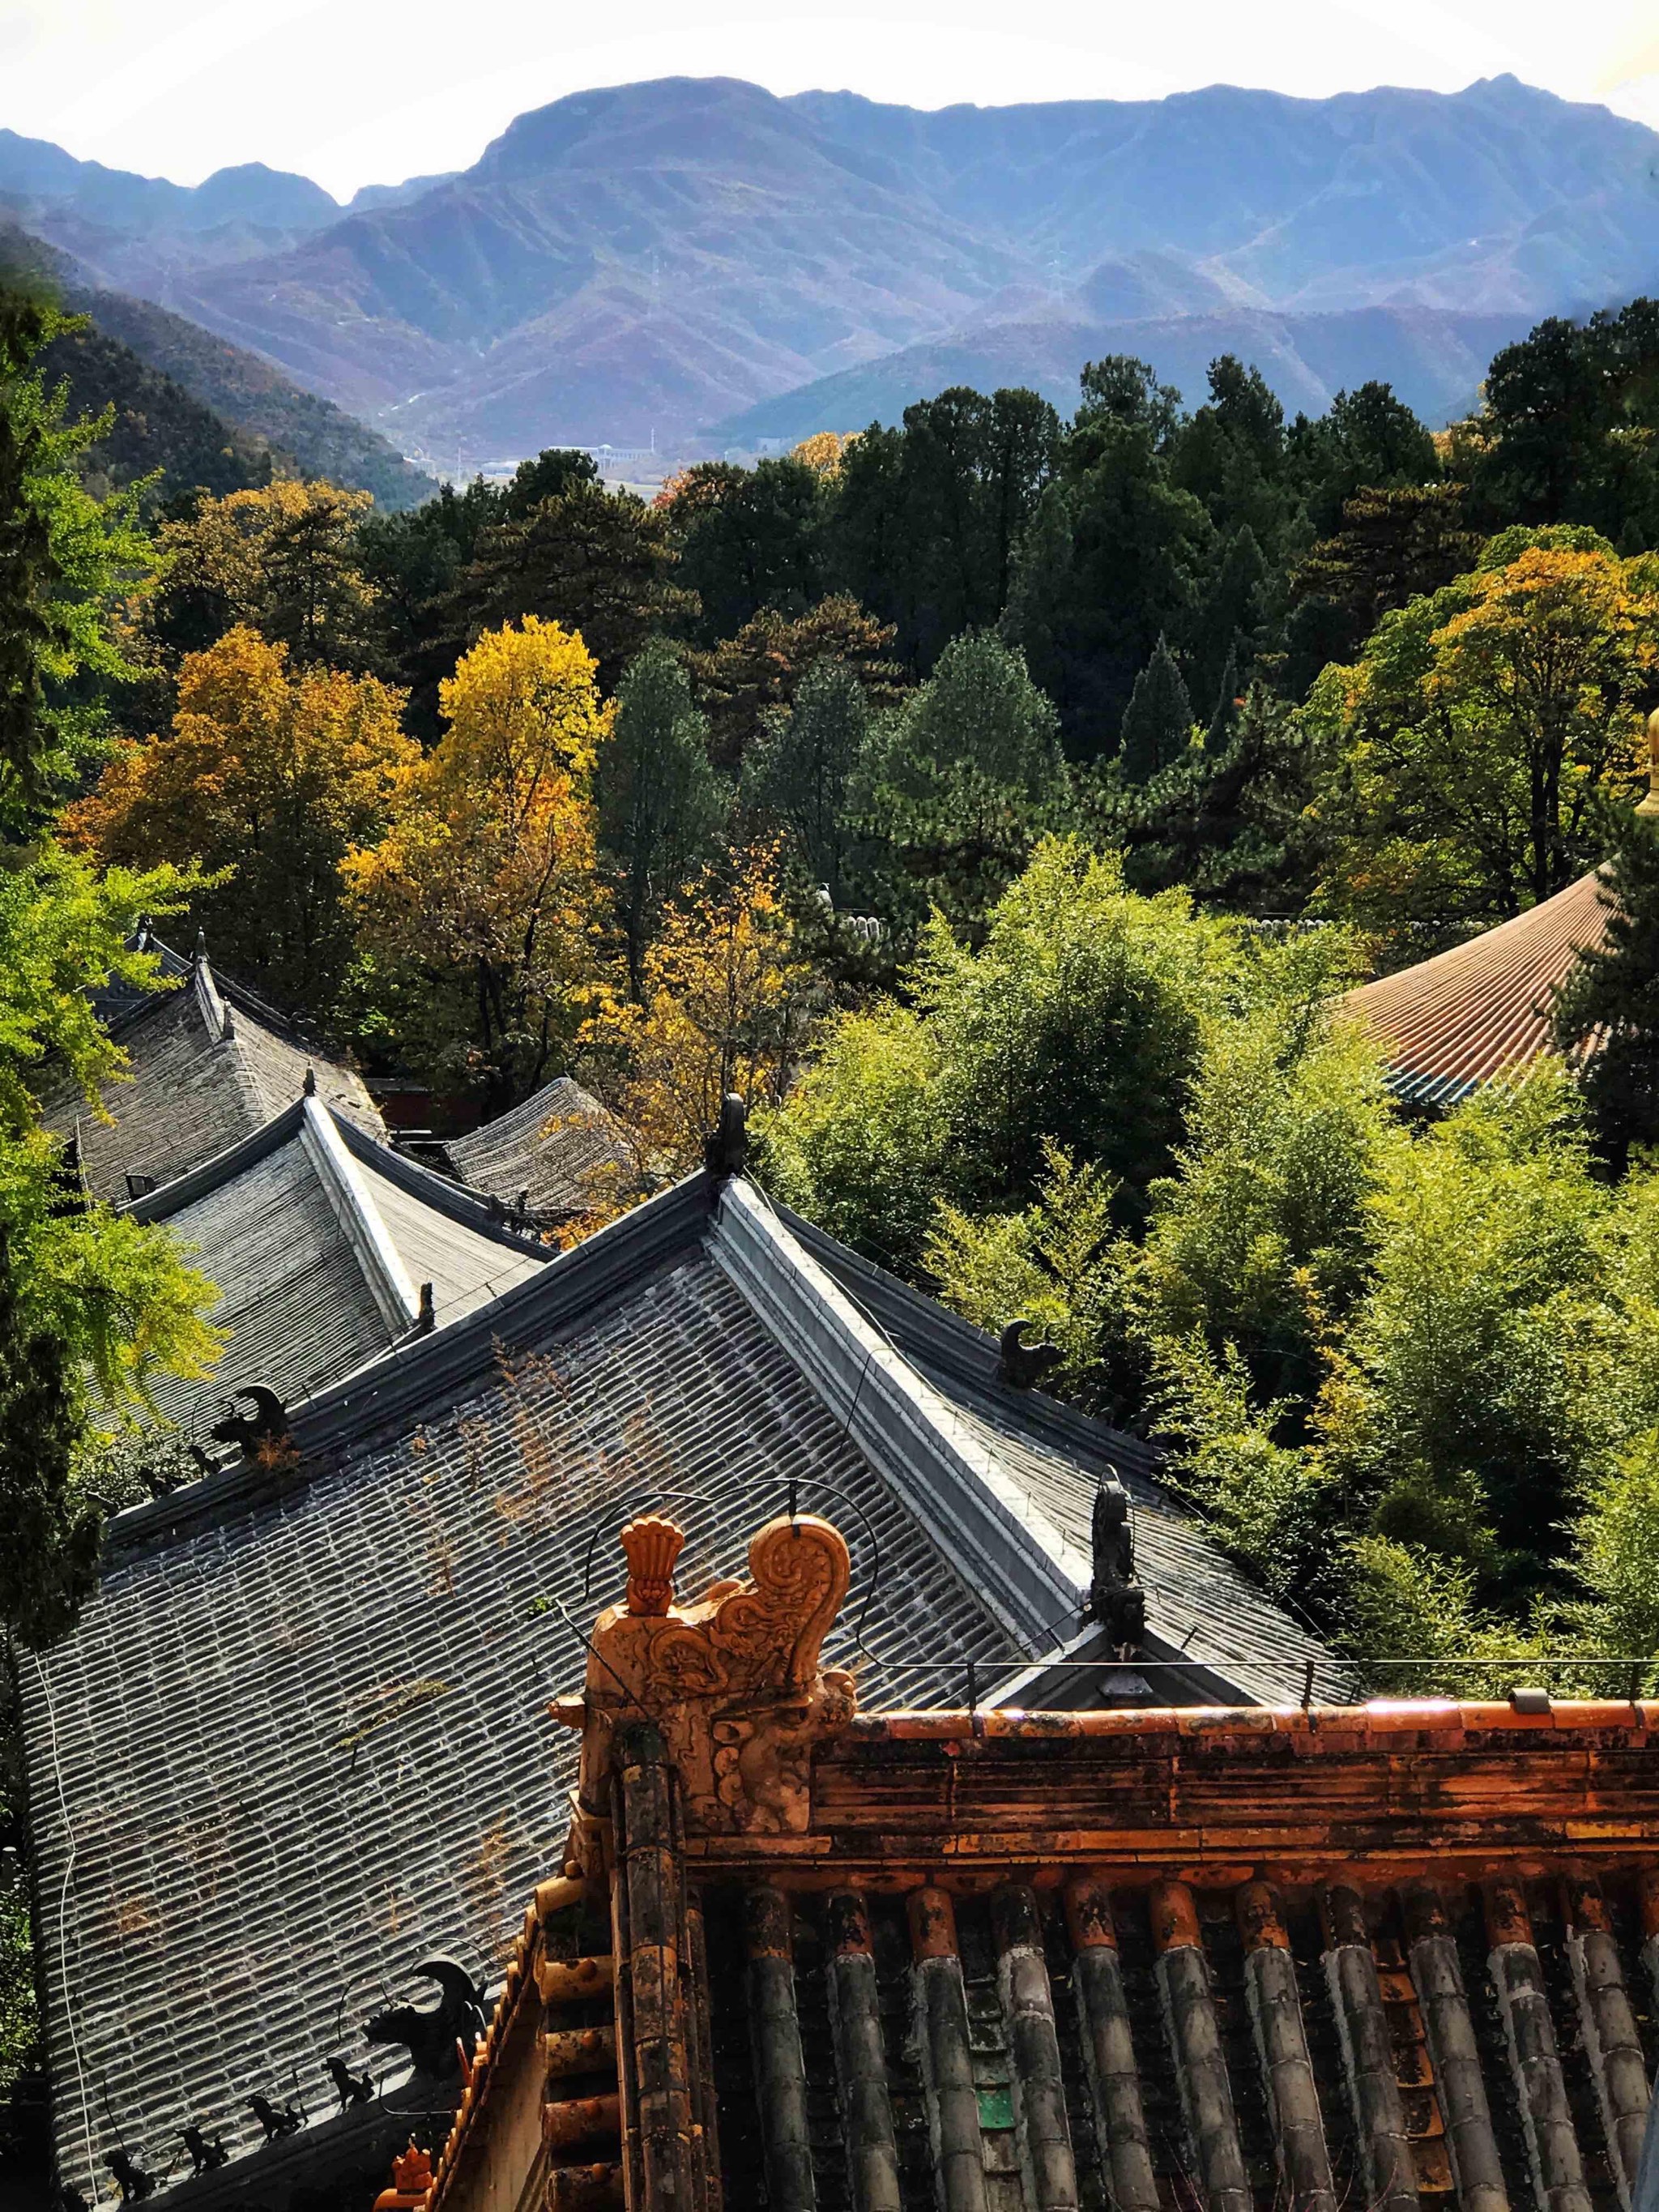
[621,1515,684,1616]
[703,1092,748,1180]
[194,925,208,962]
[303,1065,317,1095]
[1637,707,1659,818]
[1088,1471,1145,1655]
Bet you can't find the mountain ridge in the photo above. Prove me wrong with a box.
[6,74,1658,462]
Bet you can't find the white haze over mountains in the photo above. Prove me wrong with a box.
[3,0,1657,198]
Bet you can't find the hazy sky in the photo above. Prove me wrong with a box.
[3,0,1657,199]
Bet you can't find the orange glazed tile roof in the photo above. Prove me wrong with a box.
[1342,870,1614,1107]
[410,1513,1659,2212]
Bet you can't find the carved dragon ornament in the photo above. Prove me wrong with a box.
[574,1513,856,1837]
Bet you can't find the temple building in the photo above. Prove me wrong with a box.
[1342,870,1614,1110]
[23,1151,1342,2210]
[124,1094,550,1423]
[39,933,382,1202]
[424,1508,1659,2212]
[442,1076,636,1231]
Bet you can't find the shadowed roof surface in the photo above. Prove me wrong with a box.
[1342,869,1614,1108]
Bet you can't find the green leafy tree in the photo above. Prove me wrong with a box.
[596,642,726,999]
[1307,531,1657,947]
[0,1229,92,1646]
[1137,933,1388,1411]
[925,1147,1138,1417]
[0,280,157,813]
[764,839,1251,1265]
[1117,635,1193,783]
[755,1003,948,1273]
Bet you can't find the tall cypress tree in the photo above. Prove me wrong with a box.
[1117,635,1193,784]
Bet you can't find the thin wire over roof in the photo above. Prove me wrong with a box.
[1341,869,1614,1107]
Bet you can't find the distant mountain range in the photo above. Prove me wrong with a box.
[5,73,1658,467]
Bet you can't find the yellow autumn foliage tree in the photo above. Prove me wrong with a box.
[791,430,856,478]
[140,476,379,672]
[584,845,820,1176]
[65,624,416,1008]
[343,617,609,1108]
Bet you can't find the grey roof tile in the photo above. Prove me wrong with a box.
[125,1103,549,1428]
[443,1076,633,1219]
[24,1169,1343,2207]
[40,951,383,1206]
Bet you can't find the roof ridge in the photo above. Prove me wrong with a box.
[331,1109,554,1256]
[298,1095,421,1333]
[708,1177,1083,1656]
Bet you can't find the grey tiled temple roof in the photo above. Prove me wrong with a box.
[442,1074,634,1222]
[124,1099,550,1425]
[40,945,383,1205]
[23,1170,1344,2208]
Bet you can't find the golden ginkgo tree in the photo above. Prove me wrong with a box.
[343,617,612,1109]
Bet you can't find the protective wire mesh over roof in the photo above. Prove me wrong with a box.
[38,948,383,1203]
[23,1172,1343,2206]
[124,1099,549,1425]
[443,1075,633,1221]
[1341,869,1614,1108]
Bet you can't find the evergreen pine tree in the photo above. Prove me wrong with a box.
[1190,523,1271,709]
[1552,801,1659,1166]
[1205,643,1240,754]
[595,641,727,1001]
[1117,636,1192,783]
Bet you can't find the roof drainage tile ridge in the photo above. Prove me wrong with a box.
[331,1107,555,1255]
[298,1095,420,1331]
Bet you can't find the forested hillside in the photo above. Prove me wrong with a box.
[0,223,433,507]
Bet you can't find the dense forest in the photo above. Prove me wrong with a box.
[6,275,1659,2154]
